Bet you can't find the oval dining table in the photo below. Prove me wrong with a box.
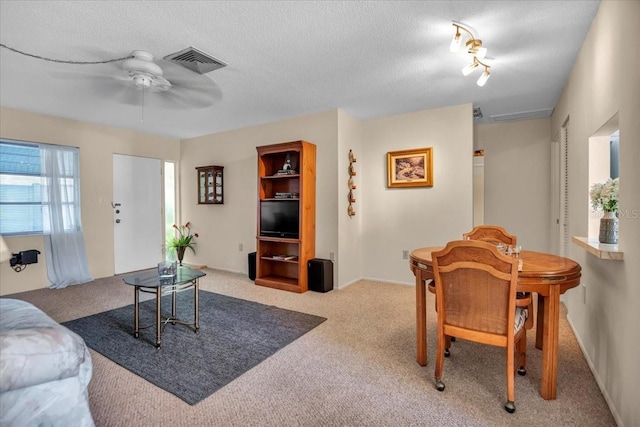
[409,247,581,400]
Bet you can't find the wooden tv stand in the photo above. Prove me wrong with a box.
[255,141,316,293]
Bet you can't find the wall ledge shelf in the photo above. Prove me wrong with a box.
[572,236,623,260]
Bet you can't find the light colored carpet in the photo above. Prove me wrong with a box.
[9,269,615,426]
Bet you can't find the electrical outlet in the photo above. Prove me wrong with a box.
[402,250,409,260]
[238,243,243,251]
[329,252,335,262]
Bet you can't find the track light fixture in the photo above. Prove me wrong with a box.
[450,22,492,86]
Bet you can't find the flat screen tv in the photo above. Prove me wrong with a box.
[260,199,299,239]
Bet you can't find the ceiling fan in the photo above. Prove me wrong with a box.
[1,43,225,119]
[41,48,224,111]
[118,50,172,92]
[108,49,223,110]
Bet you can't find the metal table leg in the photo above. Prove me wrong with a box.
[155,288,162,348]
[134,286,140,338]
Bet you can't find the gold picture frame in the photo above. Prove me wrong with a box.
[387,147,433,188]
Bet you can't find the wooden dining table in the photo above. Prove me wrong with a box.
[409,246,581,400]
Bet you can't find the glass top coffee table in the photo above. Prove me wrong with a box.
[123,266,206,348]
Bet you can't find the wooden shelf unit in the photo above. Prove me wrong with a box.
[255,141,316,293]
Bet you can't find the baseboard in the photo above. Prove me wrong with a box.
[181,263,207,270]
[361,276,414,287]
[566,313,623,427]
[207,266,245,276]
[335,278,360,290]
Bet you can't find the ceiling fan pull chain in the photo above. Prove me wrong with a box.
[140,86,145,122]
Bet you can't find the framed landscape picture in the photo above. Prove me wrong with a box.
[387,147,433,188]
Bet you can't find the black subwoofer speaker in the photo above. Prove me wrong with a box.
[307,258,333,292]
[248,252,256,281]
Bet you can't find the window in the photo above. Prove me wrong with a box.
[0,139,81,236]
[0,140,43,234]
[587,114,619,239]
[164,161,176,260]
[610,130,619,179]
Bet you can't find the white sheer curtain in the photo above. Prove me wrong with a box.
[40,144,92,288]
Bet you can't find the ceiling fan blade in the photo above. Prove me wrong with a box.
[148,75,171,92]
[114,74,135,83]
[111,85,143,106]
[49,62,123,82]
[156,59,222,108]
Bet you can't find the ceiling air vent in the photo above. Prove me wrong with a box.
[473,107,483,119]
[491,108,553,122]
[164,46,227,74]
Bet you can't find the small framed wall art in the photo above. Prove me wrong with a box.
[387,147,433,188]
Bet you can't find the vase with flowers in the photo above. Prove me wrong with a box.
[590,178,619,244]
[167,222,199,265]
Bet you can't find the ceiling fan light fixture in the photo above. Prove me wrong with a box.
[133,74,152,89]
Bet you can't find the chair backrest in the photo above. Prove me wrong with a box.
[432,240,519,342]
[463,225,517,246]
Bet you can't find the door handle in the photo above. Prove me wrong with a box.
[115,219,122,224]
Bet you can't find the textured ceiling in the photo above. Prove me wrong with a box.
[0,1,600,139]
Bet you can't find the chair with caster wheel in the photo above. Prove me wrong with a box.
[432,240,528,413]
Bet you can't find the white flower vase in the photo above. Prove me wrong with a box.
[599,211,618,244]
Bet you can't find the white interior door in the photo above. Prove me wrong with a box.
[113,154,162,274]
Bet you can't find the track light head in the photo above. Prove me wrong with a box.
[450,25,463,52]
[477,66,491,86]
[462,59,479,76]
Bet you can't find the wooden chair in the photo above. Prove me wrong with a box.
[463,225,533,330]
[432,240,528,413]
[429,225,533,332]
[462,225,517,245]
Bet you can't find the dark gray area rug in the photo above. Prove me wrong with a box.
[62,290,326,405]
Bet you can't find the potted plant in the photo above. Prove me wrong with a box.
[167,222,199,265]
[590,177,619,244]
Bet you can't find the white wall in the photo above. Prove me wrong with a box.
[180,103,474,288]
[0,102,474,293]
[179,110,340,275]
[475,118,552,252]
[551,1,640,425]
[337,110,363,288]
[588,134,612,239]
[0,107,180,295]
[472,155,484,226]
[361,104,474,284]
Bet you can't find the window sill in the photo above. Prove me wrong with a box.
[571,236,624,260]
